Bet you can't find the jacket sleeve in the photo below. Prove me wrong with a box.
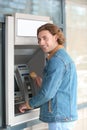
[29,57,65,108]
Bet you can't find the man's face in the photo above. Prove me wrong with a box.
[37,30,58,53]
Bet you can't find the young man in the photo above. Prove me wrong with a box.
[19,23,78,130]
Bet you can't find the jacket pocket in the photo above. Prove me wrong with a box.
[48,100,52,112]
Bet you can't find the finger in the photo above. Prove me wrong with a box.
[19,108,25,113]
[19,105,27,113]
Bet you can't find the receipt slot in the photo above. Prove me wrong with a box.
[5,13,51,126]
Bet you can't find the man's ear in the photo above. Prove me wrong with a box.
[54,34,59,41]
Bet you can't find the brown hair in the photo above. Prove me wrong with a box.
[37,23,65,45]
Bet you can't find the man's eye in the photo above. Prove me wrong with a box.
[38,39,41,44]
[43,37,48,41]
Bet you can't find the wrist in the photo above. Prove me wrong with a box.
[25,101,32,109]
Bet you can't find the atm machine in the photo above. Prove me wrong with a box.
[4,13,51,129]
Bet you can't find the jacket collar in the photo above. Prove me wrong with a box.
[47,45,63,60]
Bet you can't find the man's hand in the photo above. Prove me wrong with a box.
[19,101,32,113]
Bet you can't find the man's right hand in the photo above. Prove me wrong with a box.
[19,101,32,113]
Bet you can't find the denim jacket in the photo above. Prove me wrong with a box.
[29,48,78,123]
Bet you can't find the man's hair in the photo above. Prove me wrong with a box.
[37,23,65,45]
